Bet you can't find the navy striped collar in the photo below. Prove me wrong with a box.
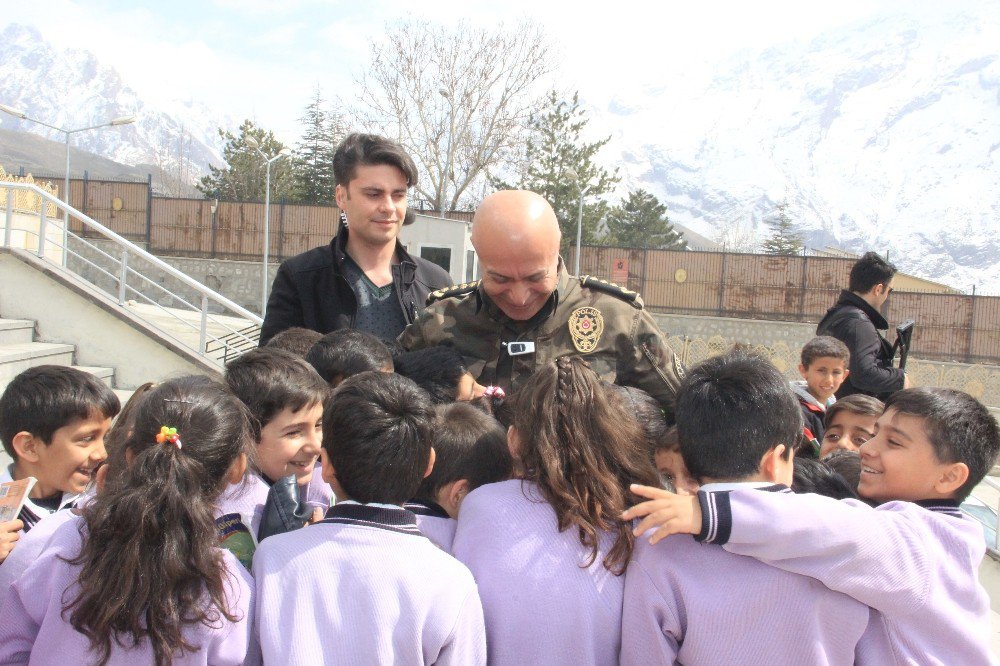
[321,503,424,536]
[915,498,963,517]
[403,500,450,519]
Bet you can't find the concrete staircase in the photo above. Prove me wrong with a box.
[0,316,128,469]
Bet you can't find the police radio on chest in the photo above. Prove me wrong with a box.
[505,342,535,356]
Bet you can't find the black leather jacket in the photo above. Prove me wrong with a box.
[816,290,905,399]
[259,224,452,345]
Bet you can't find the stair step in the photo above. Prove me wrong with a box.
[0,342,76,389]
[0,319,34,346]
[72,365,114,387]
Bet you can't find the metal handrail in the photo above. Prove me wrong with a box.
[1,183,263,366]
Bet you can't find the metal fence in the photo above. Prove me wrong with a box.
[573,246,1000,365]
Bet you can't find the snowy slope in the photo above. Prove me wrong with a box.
[604,1,1000,292]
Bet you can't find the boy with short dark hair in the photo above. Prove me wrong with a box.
[0,365,119,533]
[394,346,487,403]
[264,326,323,358]
[405,402,512,551]
[626,386,1000,664]
[791,335,850,447]
[305,328,393,386]
[819,393,883,458]
[620,350,871,664]
[253,371,486,664]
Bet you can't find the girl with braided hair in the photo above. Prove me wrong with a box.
[452,355,659,665]
[0,376,258,665]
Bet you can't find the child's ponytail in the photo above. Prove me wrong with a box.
[65,376,255,666]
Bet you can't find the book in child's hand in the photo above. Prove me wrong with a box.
[0,477,37,523]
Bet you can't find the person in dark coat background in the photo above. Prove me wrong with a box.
[816,251,909,399]
[259,133,451,346]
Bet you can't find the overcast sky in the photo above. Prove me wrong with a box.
[1,0,892,142]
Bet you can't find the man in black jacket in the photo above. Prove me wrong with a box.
[259,134,451,346]
[816,252,909,399]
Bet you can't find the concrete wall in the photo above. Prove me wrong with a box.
[0,249,218,389]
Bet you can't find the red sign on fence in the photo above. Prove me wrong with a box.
[611,258,629,284]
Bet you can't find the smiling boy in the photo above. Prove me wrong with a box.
[0,366,119,533]
[626,387,1000,663]
[791,335,850,445]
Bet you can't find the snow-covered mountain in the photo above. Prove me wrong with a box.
[603,0,1000,293]
[0,24,230,192]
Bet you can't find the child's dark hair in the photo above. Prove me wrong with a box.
[800,336,850,368]
[305,329,393,385]
[413,403,512,502]
[225,348,329,429]
[265,327,323,358]
[823,449,861,491]
[393,346,470,404]
[0,365,120,458]
[676,349,801,481]
[470,388,514,429]
[324,371,433,504]
[824,393,884,428]
[104,381,157,457]
[608,384,668,455]
[66,375,256,666]
[884,388,1000,501]
[513,356,659,575]
[791,457,859,500]
[849,251,897,294]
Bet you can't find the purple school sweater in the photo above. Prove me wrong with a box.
[621,485,871,665]
[216,474,270,537]
[0,515,255,665]
[452,480,624,666]
[697,488,995,665]
[0,507,78,609]
[252,503,486,665]
[405,500,457,553]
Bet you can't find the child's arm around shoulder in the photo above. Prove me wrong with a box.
[625,484,942,615]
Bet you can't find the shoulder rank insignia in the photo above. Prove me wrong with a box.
[569,307,604,353]
[579,276,644,309]
[426,281,480,306]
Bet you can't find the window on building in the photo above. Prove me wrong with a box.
[466,249,477,283]
[420,246,452,274]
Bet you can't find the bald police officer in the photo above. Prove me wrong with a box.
[398,190,684,418]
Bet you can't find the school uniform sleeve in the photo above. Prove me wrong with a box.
[0,533,60,662]
[619,556,681,665]
[206,550,258,666]
[695,488,946,615]
[434,586,487,666]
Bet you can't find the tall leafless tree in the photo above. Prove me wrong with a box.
[356,20,551,212]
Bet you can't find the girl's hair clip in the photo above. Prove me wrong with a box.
[155,425,182,450]
[483,386,505,400]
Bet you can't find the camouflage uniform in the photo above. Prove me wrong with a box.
[398,266,685,418]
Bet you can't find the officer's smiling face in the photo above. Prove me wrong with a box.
[479,257,559,321]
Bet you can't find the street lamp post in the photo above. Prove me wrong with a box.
[565,168,591,276]
[0,103,135,264]
[246,137,291,316]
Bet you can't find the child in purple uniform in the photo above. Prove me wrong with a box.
[619,350,871,664]
[405,401,512,551]
[0,376,257,665]
[626,385,1000,664]
[224,348,332,539]
[453,356,660,665]
[253,371,486,665]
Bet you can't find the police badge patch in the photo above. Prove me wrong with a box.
[569,307,604,353]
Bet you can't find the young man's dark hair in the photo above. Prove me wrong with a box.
[800,336,850,368]
[323,371,433,504]
[676,349,802,481]
[848,251,897,294]
[413,402,512,502]
[264,327,323,359]
[393,346,471,404]
[791,457,859,500]
[0,365,120,457]
[884,387,1000,501]
[224,348,329,428]
[332,133,419,189]
[306,329,393,386]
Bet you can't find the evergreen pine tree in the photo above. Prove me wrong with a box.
[197,120,294,202]
[605,189,688,250]
[494,90,619,249]
[292,89,347,205]
[761,202,805,255]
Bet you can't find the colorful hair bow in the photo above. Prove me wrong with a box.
[156,426,182,450]
[483,386,505,400]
